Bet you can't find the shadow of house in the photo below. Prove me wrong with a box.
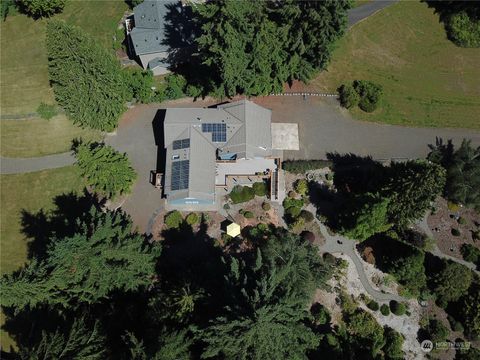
[152,109,167,175]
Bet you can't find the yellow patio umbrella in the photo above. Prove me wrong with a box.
[226,222,241,238]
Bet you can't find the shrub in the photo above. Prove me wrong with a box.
[283,197,304,210]
[300,210,314,223]
[286,206,302,219]
[367,300,379,311]
[289,217,305,231]
[288,190,297,198]
[243,211,254,219]
[427,319,450,343]
[223,203,230,210]
[448,315,465,333]
[448,201,461,212]
[353,80,383,113]
[252,181,268,197]
[74,142,136,199]
[311,303,330,325]
[380,304,390,316]
[461,244,480,265]
[390,301,406,316]
[338,83,360,109]
[300,231,315,243]
[458,216,467,225]
[185,212,199,226]
[295,179,309,196]
[37,102,57,120]
[164,210,183,229]
[123,68,155,103]
[451,228,461,236]
[164,74,186,100]
[229,185,255,204]
[447,11,480,48]
[18,0,66,18]
[261,202,271,211]
[282,160,332,174]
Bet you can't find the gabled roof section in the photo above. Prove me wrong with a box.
[131,0,176,55]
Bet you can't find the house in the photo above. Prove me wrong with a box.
[162,100,283,209]
[127,0,177,75]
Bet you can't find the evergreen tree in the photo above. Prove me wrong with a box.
[74,142,137,199]
[433,261,472,307]
[17,0,66,18]
[1,207,161,310]
[386,248,426,297]
[457,283,480,338]
[383,160,446,227]
[383,326,404,360]
[46,20,129,131]
[445,139,480,210]
[18,317,106,360]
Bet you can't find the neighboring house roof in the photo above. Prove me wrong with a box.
[131,0,175,56]
[162,100,273,201]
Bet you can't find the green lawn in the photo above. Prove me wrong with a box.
[1,1,128,115]
[0,166,85,350]
[313,1,480,129]
[1,114,101,157]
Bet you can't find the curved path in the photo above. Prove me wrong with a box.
[308,205,404,302]
[348,0,399,28]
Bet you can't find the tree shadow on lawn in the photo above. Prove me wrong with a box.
[20,191,104,261]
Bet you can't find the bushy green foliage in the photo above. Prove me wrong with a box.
[380,304,390,316]
[341,194,391,241]
[299,210,314,223]
[311,303,331,325]
[384,160,446,228]
[185,212,199,226]
[295,179,309,196]
[1,207,161,309]
[229,185,255,204]
[386,248,426,298]
[367,300,379,311]
[18,317,106,359]
[243,211,254,219]
[37,102,57,120]
[389,301,406,316]
[194,0,350,97]
[252,181,268,197]
[123,68,155,103]
[261,202,271,211]
[46,20,128,131]
[1,0,15,21]
[345,309,386,358]
[17,0,66,18]
[383,326,404,360]
[461,244,480,266]
[164,74,186,100]
[447,11,480,48]
[433,261,472,307]
[353,80,383,112]
[338,83,360,109]
[74,142,136,199]
[282,160,332,173]
[425,319,450,343]
[164,210,183,229]
[457,282,480,338]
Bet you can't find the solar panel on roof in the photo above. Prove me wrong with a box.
[201,123,226,142]
[172,138,190,150]
[171,160,189,191]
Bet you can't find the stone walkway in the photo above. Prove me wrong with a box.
[0,152,75,175]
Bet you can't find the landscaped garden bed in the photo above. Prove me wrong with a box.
[427,197,480,262]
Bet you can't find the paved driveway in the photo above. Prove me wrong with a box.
[254,96,480,161]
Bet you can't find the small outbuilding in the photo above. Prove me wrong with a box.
[226,222,241,238]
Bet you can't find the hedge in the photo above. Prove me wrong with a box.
[282,160,332,174]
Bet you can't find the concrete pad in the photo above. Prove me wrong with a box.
[271,123,299,150]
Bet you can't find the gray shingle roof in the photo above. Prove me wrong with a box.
[131,0,175,55]
[162,100,272,202]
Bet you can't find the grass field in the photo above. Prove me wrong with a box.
[1,1,128,115]
[1,115,101,157]
[0,166,85,350]
[313,1,480,129]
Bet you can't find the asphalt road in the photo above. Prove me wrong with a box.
[348,0,398,27]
